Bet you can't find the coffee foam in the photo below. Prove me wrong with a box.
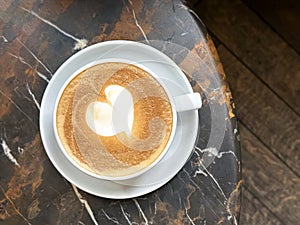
[56,62,173,177]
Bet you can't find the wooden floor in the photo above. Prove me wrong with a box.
[189,0,300,224]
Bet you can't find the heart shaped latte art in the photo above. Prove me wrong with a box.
[85,85,134,136]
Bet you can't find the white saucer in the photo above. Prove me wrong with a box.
[40,40,199,199]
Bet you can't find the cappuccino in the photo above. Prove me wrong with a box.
[55,62,173,178]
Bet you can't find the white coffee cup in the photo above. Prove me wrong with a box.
[53,43,201,181]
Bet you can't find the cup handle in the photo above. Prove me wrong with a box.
[173,92,202,112]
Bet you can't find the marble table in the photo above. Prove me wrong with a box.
[0,0,241,224]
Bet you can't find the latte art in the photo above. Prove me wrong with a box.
[85,85,134,136]
[56,62,173,177]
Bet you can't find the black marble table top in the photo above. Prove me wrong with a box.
[0,0,241,224]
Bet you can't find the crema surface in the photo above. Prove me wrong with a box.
[56,62,173,177]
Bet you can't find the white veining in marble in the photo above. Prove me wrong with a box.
[36,71,50,83]
[17,38,53,76]
[120,204,132,225]
[8,52,50,83]
[18,146,24,154]
[192,149,240,225]
[133,199,149,225]
[185,206,196,225]
[26,83,41,110]
[198,147,219,156]
[0,186,32,225]
[0,90,34,123]
[195,146,238,161]
[1,138,20,167]
[8,52,32,68]
[71,184,99,225]
[180,31,189,36]
[177,193,183,209]
[227,215,238,225]
[217,150,238,160]
[234,216,238,225]
[73,39,88,51]
[102,209,120,224]
[193,169,208,177]
[1,35,8,42]
[153,202,157,215]
[182,169,201,190]
[127,0,149,44]
[234,128,240,142]
[177,2,206,31]
[194,146,240,172]
[191,149,207,177]
[21,7,88,50]
[200,163,227,202]
[190,148,229,205]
